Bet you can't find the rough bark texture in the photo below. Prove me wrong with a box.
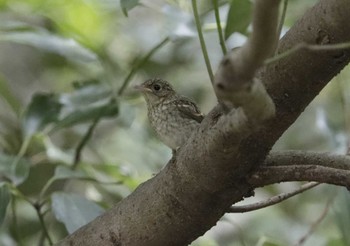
[240,0,350,167]
[251,151,350,188]
[56,0,350,245]
[214,0,280,100]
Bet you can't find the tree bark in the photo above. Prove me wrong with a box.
[56,0,350,245]
[251,151,350,188]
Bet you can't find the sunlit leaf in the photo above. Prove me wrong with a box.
[224,0,252,39]
[51,192,104,233]
[0,30,98,63]
[0,183,10,225]
[0,154,30,185]
[120,0,139,16]
[22,93,62,137]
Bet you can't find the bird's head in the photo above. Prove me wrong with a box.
[135,78,176,105]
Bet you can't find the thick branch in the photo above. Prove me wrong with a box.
[250,151,350,188]
[214,0,280,103]
[240,0,350,168]
[245,0,280,69]
[213,0,279,122]
[56,1,350,245]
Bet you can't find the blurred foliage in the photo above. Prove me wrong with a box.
[0,0,350,245]
[224,0,251,39]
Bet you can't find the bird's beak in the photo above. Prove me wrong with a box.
[134,84,152,93]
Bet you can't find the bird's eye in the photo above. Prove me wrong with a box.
[153,84,161,91]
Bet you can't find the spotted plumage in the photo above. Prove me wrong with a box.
[135,78,203,150]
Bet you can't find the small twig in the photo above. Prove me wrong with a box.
[337,77,350,154]
[295,197,334,246]
[72,116,100,170]
[10,185,53,245]
[228,182,319,213]
[11,197,24,246]
[38,231,46,246]
[11,135,31,171]
[266,42,350,64]
[274,0,288,55]
[212,0,227,55]
[38,178,55,202]
[117,37,169,96]
[192,0,214,83]
[34,203,53,245]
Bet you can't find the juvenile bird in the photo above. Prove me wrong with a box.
[135,78,204,150]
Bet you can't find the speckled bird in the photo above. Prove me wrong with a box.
[135,78,204,150]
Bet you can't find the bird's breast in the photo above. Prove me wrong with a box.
[148,102,200,149]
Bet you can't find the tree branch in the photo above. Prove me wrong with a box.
[228,182,319,213]
[214,0,279,122]
[240,0,350,169]
[214,0,280,99]
[250,151,350,188]
[56,0,350,245]
[295,197,334,246]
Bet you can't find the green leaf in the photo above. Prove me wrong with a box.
[53,166,87,180]
[52,166,120,184]
[0,183,10,225]
[0,154,30,185]
[120,0,139,16]
[40,166,89,199]
[52,101,118,132]
[44,80,119,132]
[224,0,252,39]
[51,192,104,233]
[0,74,21,114]
[22,93,62,137]
[256,236,283,246]
[0,30,98,63]
[326,238,347,246]
[60,80,112,108]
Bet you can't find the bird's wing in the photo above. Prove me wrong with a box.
[175,97,204,123]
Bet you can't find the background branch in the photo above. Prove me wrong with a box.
[295,197,334,246]
[250,151,350,188]
[213,0,227,55]
[192,0,214,83]
[228,182,319,213]
[117,37,169,96]
[72,116,99,170]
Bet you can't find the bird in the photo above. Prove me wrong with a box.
[135,78,204,151]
